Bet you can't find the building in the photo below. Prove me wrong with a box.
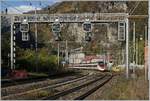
[69,52,85,64]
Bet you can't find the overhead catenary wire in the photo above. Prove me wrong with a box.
[1,1,24,14]
[39,1,49,8]
[129,1,141,15]
[1,4,8,14]
[26,0,34,9]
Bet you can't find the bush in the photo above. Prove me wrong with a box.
[16,48,62,73]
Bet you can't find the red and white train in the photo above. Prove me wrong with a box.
[69,55,113,71]
[71,62,107,71]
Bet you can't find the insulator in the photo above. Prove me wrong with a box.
[5,8,8,14]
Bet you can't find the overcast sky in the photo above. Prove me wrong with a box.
[1,0,59,14]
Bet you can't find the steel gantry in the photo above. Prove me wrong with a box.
[12,13,127,23]
[3,13,130,78]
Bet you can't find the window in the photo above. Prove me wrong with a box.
[22,32,29,41]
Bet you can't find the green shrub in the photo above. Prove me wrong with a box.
[16,48,62,73]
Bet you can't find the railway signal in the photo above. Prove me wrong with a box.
[52,23,61,33]
[118,22,125,41]
[8,13,130,79]
[20,19,29,41]
[82,21,92,32]
[85,32,92,42]
[83,20,92,42]
[20,19,29,33]
[54,32,61,41]
[22,32,29,41]
[52,18,61,41]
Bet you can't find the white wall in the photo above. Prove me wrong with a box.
[69,53,85,64]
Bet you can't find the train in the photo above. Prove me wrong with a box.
[70,62,106,71]
[69,55,113,71]
[70,61,113,71]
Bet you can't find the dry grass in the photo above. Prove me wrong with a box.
[102,69,149,100]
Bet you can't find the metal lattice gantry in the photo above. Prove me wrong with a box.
[12,13,128,23]
[6,13,130,78]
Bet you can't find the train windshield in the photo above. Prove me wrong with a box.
[98,61,105,65]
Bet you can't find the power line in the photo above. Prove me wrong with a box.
[41,1,50,7]
[38,1,46,9]
[1,1,24,14]
[129,1,141,15]
[1,3,8,14]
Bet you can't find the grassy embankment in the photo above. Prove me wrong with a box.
[103,69,149,100]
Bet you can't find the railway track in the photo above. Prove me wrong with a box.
[42,73,112,100]
[1,76,48,88]
[2,71,111,100]
[74,75,112,100]
[1,71,80,88]
[2,72,93,100]
[1,75,86,97]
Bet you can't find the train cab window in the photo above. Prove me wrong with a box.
[98,61,104,65]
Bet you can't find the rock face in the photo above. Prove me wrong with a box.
[67,23,85,43]
[44,1,128,13]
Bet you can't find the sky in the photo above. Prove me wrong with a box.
[0,0,60,14]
